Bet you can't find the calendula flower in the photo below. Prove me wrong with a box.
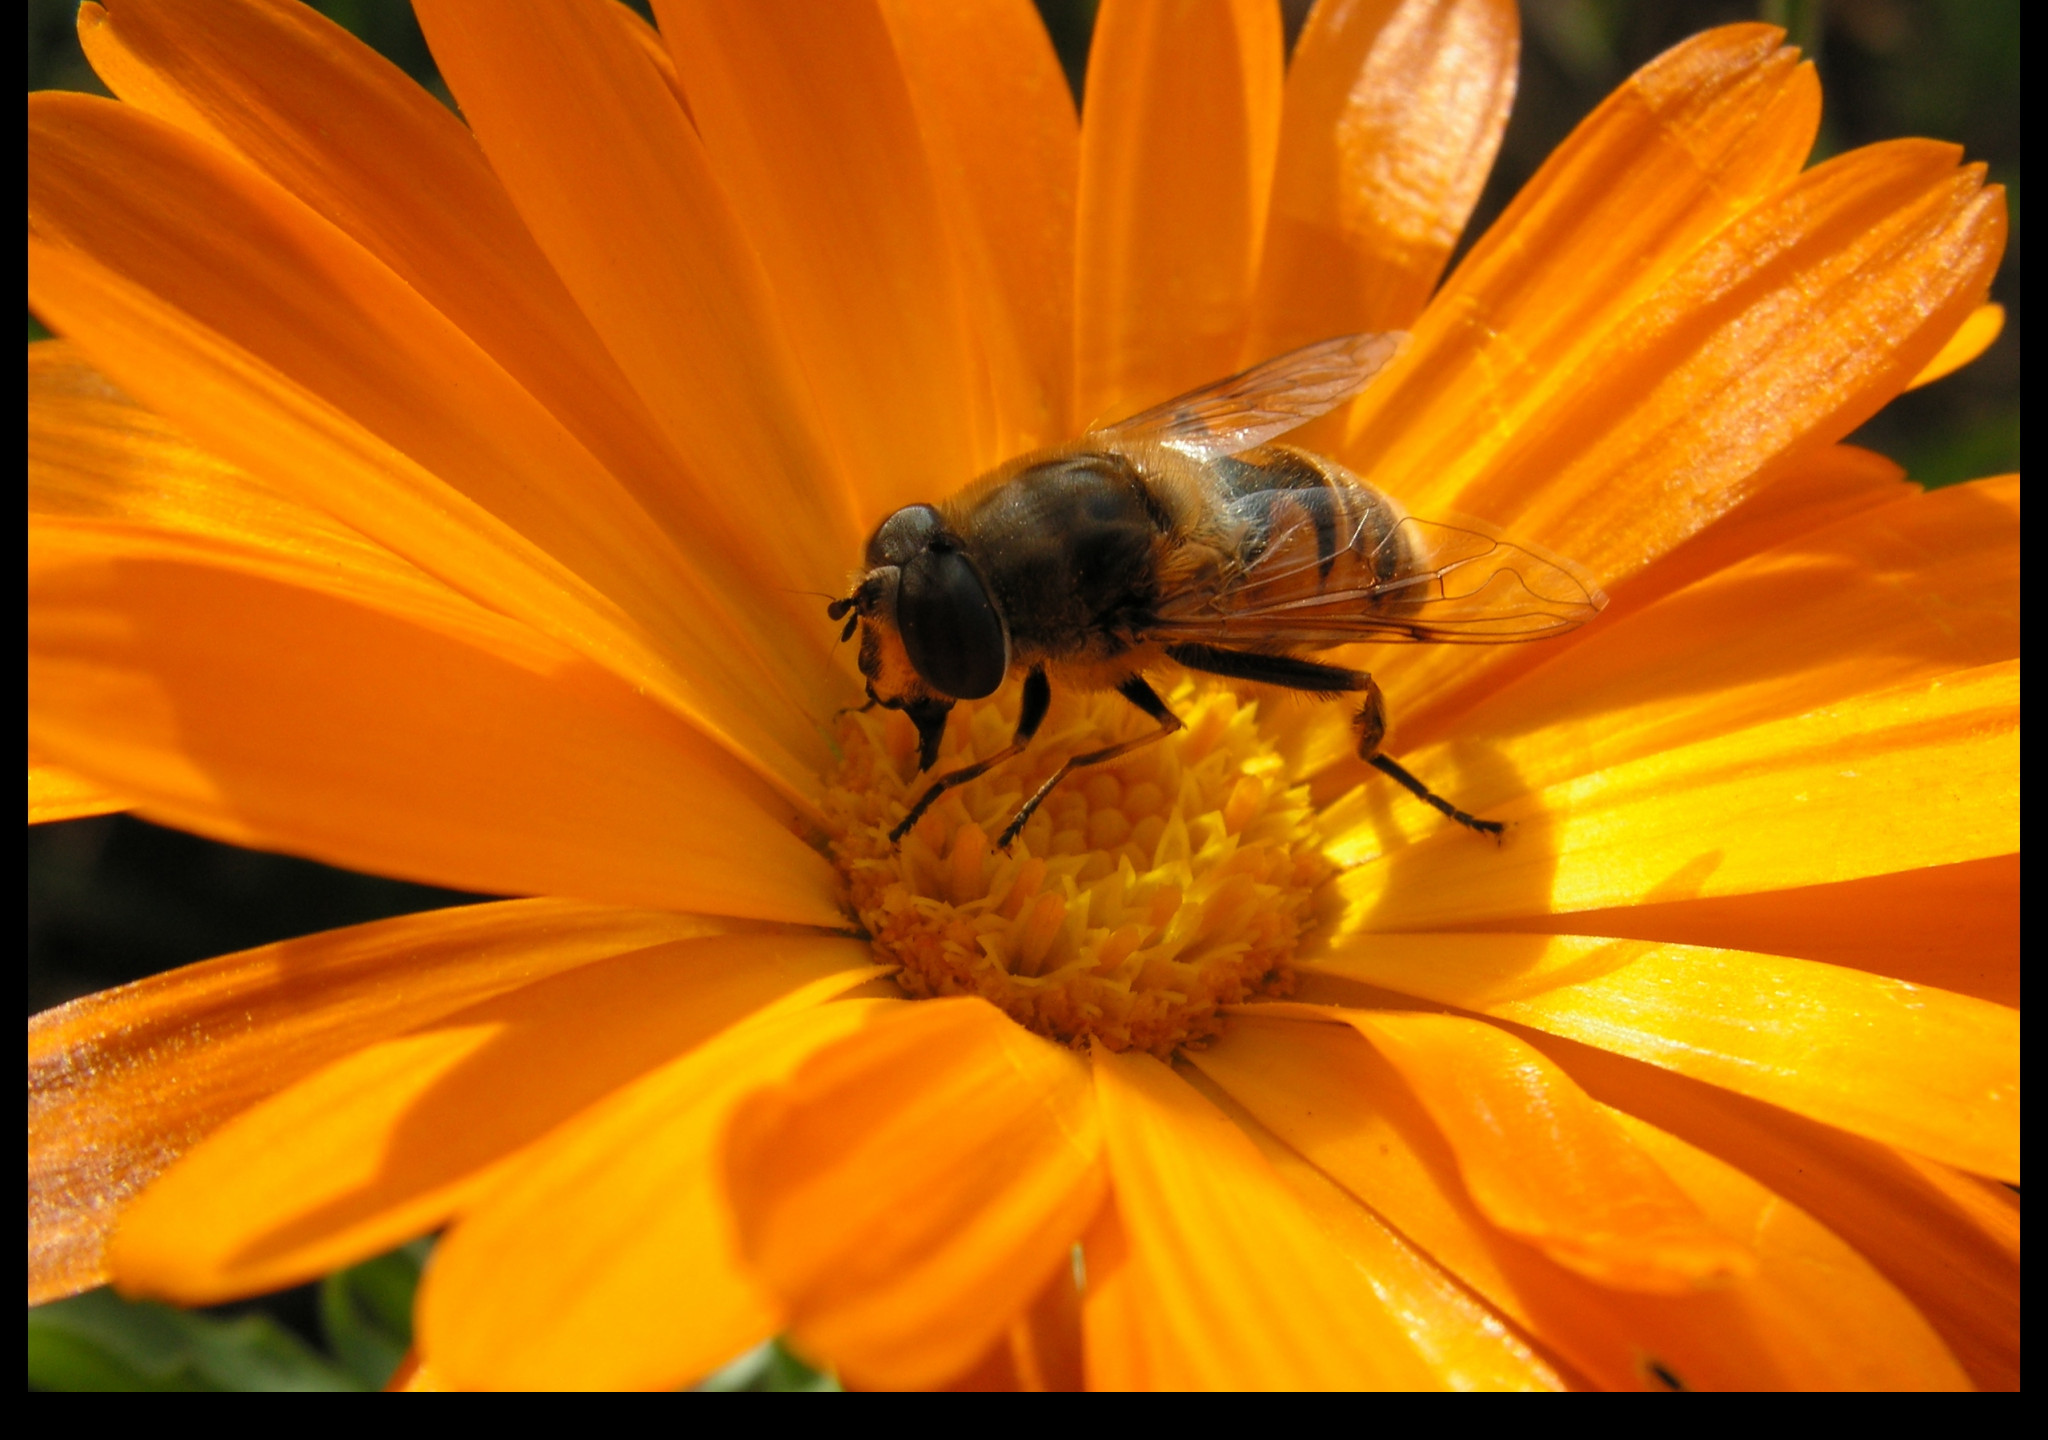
[28,0,2016,1392]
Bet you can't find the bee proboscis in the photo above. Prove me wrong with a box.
[829,333,1607,849]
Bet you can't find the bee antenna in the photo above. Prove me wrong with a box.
[825,595,855,621]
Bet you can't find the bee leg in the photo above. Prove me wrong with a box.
[1364,757,1502,838]
[1165,643,1502,837]
[1353,679,1504,838]
[996,677,1183,850]
[889,668,1051,844]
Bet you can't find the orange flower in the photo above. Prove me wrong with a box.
[29,0,2015,1391]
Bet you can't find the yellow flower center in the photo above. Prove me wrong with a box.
[824,680,1335,1056]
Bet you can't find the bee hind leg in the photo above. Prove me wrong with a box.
[1366,754,1503,838]
[995,676,1183,850]
[1164,642,1501,838]
[890,668,1051,844]
[1352,679,1503,839]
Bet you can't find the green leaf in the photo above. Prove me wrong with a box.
[29,1288,362,1392]
[320,1241,427,1390]
[696,1337,840,1393]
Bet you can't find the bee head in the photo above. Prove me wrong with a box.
[829,504,1010,771]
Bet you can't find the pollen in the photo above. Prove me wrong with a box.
[823,680,1336,1056]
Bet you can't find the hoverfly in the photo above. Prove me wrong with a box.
[829,333,1606,848]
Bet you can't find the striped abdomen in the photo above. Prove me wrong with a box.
[1201,443,1413,616]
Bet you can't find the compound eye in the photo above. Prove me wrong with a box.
[897,548,1008,699]
[865,504,944,569]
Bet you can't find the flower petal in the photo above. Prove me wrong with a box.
[1194,1015,1967,1389]
[942,1249,1087,1392]
[881,0,1078,450]
[1607,1100,1969,1389]
[1443,143,2003,583]
[72,0,786,620]
[1339,25,1819,508]
[724,996,1103,1390]
[1540,853,2018,1008]
[1089,1045,1441,1389]
[647,0,986,516]
[1194,1065,1570,1390]
[107,935,878,1302]
[1303,934,2018,1181]
[30,898,716,1304]
[1074,0,1283,425]
[28,239,707,740]
[1409,473,2020,782]
[1331,1009,1753,1291]
[1333,660,2017,929]
[1907,302,2004,390]
[409,0,867,594]
[1075,1200,1153,1391]
[28,340,545,656]
[1495,1027,2019,1391]
[1355,129,2002,719]
[1249,0,1518,353]
[417,999,895,1391]
[1383,144,2001,640]
[1366,441,1916,743]
[28,757,127,823]
[27,99,832,793]
[28,547,841,924]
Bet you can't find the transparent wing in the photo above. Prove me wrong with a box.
[1152,500,1609,646]
[1098,332,1406,461]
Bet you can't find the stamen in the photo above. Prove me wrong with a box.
[823,680,1336,1056]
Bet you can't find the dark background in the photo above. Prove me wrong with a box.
[29,0,2020,1014]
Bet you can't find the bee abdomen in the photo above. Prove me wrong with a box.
[1215,445,1405,593]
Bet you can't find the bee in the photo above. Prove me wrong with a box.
[828,333,1606,848]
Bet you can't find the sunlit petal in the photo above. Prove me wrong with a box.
[1401,474,2018,780]
[649,0,985,519]
[419,999,894,1391]
[26,232,830,803]
[1319,1008,1753,1291]
[1907,302,2003,389]
[1090,1045,1441,1389]
[73,0,769,624]
[1538,854,2017,1008]
[1339,26,1821,514]
[31,898,723,1303]
[29,543,840,923]
[28,756,128,823]
[1333,661,2017,926]
[411,0,865,600]
[1495,1028,2019,1391]
[1195,1066,1569,1390]
[108,936,876,1301]
[1075,0,1282,424]
[881,0,1078,451]
[1358,441,1920,740]
[1250,0,1518,353]
[1195,1015,1967,1388]
[1303,933,2017,1181]
[725,998,1104,1390]
[28,340,559,657]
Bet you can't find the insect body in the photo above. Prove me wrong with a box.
[829,333,1606,848]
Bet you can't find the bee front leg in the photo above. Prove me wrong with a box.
[890,668,1051,844]
[996,676,1183,850]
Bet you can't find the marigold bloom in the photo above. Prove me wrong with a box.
[28,0,2016,1391]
